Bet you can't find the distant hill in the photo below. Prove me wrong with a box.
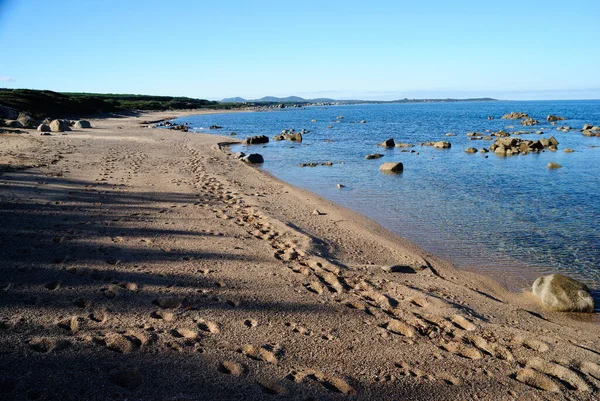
[220,95,496,104]
[221,97,248,103]
[0,89,244,119]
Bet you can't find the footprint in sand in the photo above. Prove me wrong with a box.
[252,378,288,396]
[29,337,56,353]
[58,316,80,334]
[440,342,483,360]
[108,366,143,390]
[171,328,199,340]
[244,319,258,328]
[102,332,139,354]
[513,335,549,352]
[153,298,182,309]
[197,319,219,334]
[384,319,415,338]
[239,344,278,364]
[90,308,108,324]
[218,361,245,377]
[152,310,175,322]
[524,357,590,392]
[515,368,559,392]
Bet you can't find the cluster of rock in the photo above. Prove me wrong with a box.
[299,161,334,167]
[38,119,92,133]
[489,136,559,156]
[157,121,189,132]
[243,135,269,145]
[502,112,530,120]
[582,124,600,137]
[520,117,539,126]
[1,111,93,134]
[273,128,306,142]
[422,141,451,149]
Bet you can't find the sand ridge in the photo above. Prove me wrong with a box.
[0,110,599,400]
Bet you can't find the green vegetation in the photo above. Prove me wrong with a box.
[0,89,242,118]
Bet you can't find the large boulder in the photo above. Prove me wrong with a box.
[379,162,403,173]
[547,115,566,122]
[49,119,71,132]
[532,274,595,312]
[502,112,530,120]
[74,120,92,129]
[17,113,36,128]
[377,138,395,148]
[243,135,269,145]
[241,153,264,164]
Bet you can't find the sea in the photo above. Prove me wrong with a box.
[170,101,600,295]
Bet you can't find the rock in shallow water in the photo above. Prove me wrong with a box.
[379,162,403,173]
[532,274,595,312]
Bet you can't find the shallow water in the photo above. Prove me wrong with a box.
[172,101,600,292]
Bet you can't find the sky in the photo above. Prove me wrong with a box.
[1,0,599,101]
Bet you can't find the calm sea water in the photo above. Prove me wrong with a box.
[171,101,600,292]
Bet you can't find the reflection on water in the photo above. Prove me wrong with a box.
[173,101,600,291]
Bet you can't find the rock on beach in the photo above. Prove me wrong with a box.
[532,274,595,312]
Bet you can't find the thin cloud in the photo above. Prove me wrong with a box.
[0,76,14,82]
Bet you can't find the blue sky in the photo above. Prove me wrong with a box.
[1,0,599,100]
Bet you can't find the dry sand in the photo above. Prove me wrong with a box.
[0,110,598,400]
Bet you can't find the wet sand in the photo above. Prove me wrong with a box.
[0,110,598,400]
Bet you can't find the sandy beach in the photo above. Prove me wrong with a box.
[0,110,599,400]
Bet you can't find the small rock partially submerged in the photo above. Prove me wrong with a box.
[241,154,264,164]
[547,162,562,169]
[547,115,567,122]
[377,138,395,148]
[379,162,403,173]
[365,154,384,160]
[532,274,595,312]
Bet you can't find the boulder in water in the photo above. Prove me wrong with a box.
[379,162,403,173]
[433,141,451,149]
[365,154,384,160]
[532,274,595,312]
[244,135,269,145]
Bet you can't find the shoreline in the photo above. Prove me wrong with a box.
[1,110,599,400]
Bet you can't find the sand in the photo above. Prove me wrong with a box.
[0,110,598,400]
